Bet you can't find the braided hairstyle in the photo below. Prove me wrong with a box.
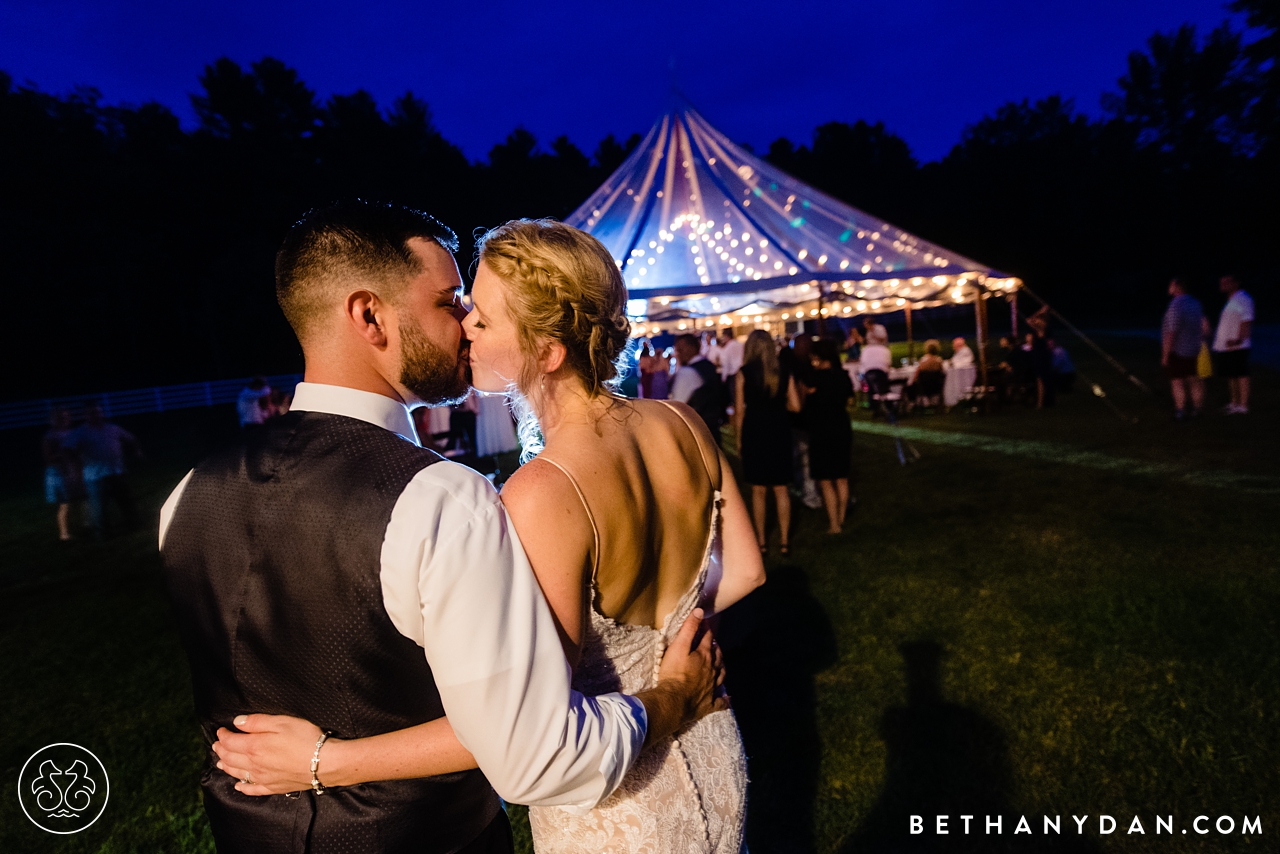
[476,219,633,459]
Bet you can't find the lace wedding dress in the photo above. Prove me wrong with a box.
[529,429,748,854]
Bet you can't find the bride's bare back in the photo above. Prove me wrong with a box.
[501,396,760,656]
[547,397,720,627]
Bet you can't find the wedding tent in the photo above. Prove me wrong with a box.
[566,100,1020,337]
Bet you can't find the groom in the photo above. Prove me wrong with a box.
[159,201,721,853]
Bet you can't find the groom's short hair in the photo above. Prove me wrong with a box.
[275,200,459,342]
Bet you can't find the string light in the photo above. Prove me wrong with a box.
[573,106,1020,327]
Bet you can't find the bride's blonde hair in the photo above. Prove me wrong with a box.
[475,219,632,459]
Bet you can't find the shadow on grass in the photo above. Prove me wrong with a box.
[720,564,838,854]
[841,642,1101,854]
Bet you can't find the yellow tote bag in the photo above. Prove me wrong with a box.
[1197,343,1213,378]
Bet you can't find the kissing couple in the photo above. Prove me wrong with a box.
[159,201,767,853]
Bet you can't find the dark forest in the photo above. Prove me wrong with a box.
[2,5,1276,400]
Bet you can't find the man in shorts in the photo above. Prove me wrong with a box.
[1160,277,1205,420]
[1212,274,1254,415]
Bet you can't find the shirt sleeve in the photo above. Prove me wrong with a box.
[1238,294,1254,322]
[380,463,647,811]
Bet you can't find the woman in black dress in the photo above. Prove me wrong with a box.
[804,339,855,534]
[734,329,800,554]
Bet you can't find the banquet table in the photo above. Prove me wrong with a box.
[844,361,977,406]
[843,362,917,385]
[943,364,978,406]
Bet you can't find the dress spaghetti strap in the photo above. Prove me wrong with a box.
[660,400,722,497]
[535,456,601,581]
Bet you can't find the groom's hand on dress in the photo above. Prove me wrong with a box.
[638,609,729,748]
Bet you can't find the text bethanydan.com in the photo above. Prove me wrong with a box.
[910,815,1261,837]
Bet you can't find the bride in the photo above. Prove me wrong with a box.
[211,219,766,852]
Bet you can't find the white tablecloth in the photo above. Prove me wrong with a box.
[846,361,977,406]
[944,365,978,406]
[844,362,915,383]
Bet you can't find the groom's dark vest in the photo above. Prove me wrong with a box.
[162,411,500,854]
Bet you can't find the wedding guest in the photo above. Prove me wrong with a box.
[237,377,271,428]
[1027,307,1056,409]
[950,337,975,369]
[669,333,725,438]
[42,406,83,541]
[906,339,945,406]
[735,329,799,555]
[1049,338,1076,392]
[656,347,674,398]
[804,340,854,534]
[841,323,864,361]
[451,393,480,454]
[781,335,821,511]
[860,336,893,373]
[713,327,745,382]
[74,403,141,538]
[637,339,667,399]
[995,335,1027,401]
[1162,277,1206,419]
[863,317,888,345]
[1212,274,1254,415]
[265,388,293,419]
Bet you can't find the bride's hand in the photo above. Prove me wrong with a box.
[212,714,334,796]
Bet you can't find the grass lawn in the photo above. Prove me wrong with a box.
[2,333,1276,852]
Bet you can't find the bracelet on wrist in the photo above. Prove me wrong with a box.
[310,731,332,795]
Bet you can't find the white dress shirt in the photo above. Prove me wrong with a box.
[717,338,745,381]
[159,381,646,810]
[950,345,975,369]
[860,343,893,372]
[669,356,707,404]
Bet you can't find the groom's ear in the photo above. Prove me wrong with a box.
[345,289,391,350]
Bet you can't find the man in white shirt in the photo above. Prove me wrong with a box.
[159,202,719,853]
[860,340,893,373]
[712,327,745,381]
[1212,274,1254,414]
[950,337,975,369]
[669,333,725,437]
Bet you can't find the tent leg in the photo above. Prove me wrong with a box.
[905,304,914,362]
[975,294,990,391]
[1010,292,1018,339]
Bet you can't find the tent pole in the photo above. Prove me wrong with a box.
[975,293,990,389]
[816,286,827,336]
[1010,292,1018,338]
[905,304,914,362]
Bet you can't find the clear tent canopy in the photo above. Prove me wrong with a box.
[566,100,1020,337]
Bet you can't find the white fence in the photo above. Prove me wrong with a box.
[0,375,303,430]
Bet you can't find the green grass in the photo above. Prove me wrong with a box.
[2,334,1276,852]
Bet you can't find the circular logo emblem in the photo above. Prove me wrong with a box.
[17,743,109,834]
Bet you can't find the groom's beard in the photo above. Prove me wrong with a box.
[399,320,471,406]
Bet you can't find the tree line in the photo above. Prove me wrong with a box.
[1,4,1274,400]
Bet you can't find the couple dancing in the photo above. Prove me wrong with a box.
[158,201,766,853]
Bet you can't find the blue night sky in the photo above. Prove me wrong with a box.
[0,0,1249,164]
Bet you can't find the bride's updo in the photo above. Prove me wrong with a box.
[476,219,631,397]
